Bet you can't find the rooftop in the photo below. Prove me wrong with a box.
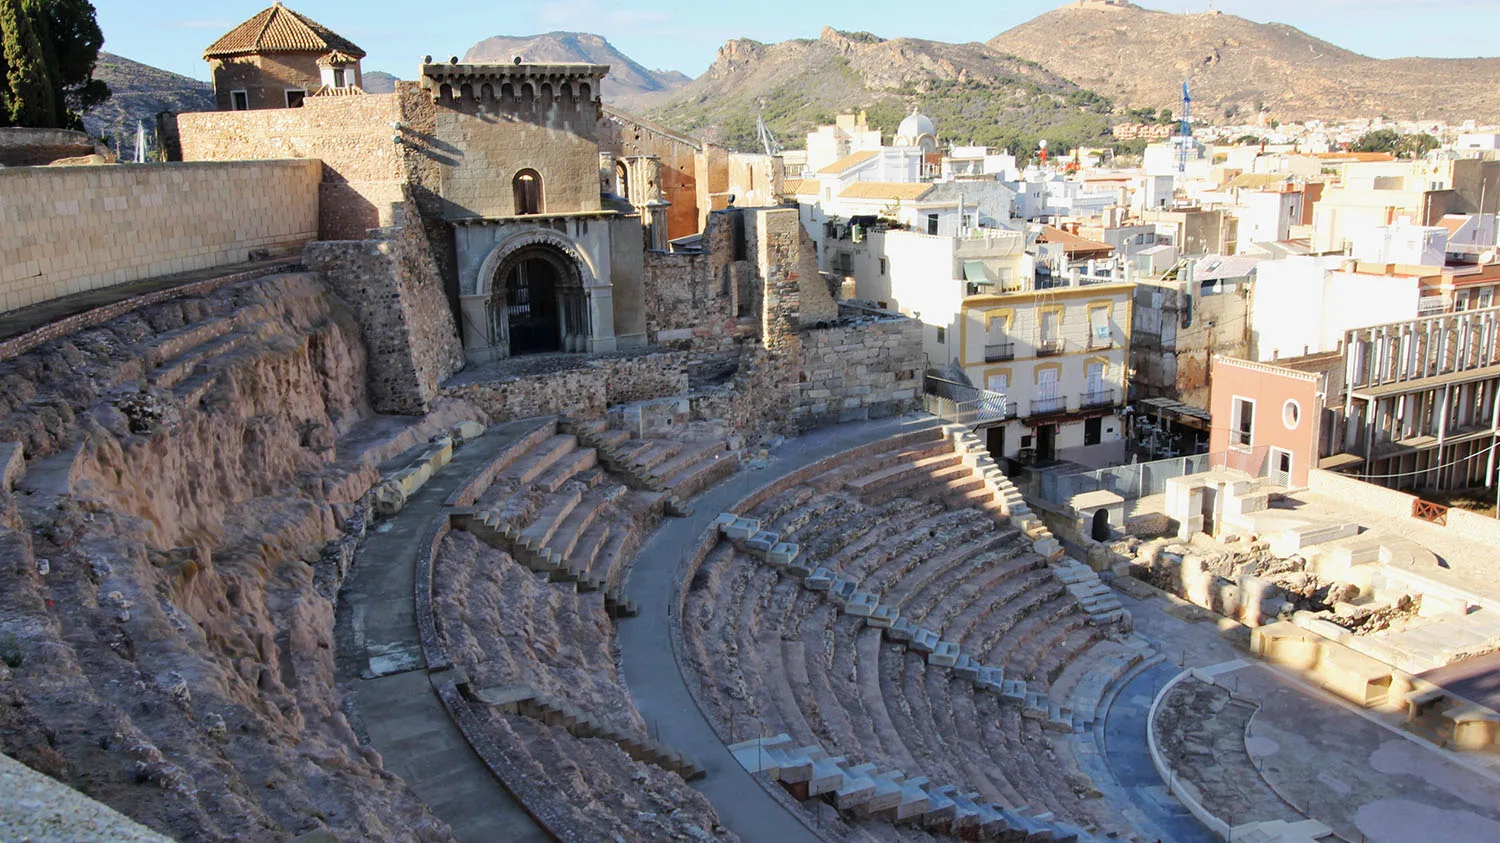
[837,182,933,202]
[817,150,881,175]
[203,3,365,59]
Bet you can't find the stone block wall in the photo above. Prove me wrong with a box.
[791,317,925,430]
[303,201,464,415]
[441,352,690,423]
[176,94,407,240]
[0,159,319,315]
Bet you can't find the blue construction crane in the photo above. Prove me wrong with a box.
[1178,81,1192,176]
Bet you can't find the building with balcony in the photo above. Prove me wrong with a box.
[959,280,1133,469]
[1325,307,1500,493]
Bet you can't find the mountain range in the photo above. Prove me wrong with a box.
[82,4,1500,155]
[987,2,1500,125]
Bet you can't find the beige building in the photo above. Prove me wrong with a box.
[959,282,1133,468]
[204,3,365,111]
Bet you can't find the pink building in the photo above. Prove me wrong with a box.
[1209,356,1321,489]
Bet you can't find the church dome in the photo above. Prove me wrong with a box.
[897,111,936,143]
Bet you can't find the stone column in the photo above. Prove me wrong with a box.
[587,285,617,353]
[459,294,503,363]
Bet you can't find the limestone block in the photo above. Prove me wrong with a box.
[857,775,905,815]
[845,592,879,617]
[976,665,1005,694]
[714,512,739,535]
[953,655,979,681]
[744,531,779,559]
[834,765,879,809]
[910,628,940,654]
[448,420,485,445]
[928,641,960,667]
[866,605,899,629]
[723,517,760,540]
[769,542,799,568]
[828,576,859,606]
[886,618,915,643]
[372,480,407,516]
[0,442,22,491]
[809,756,848,796]
[805,567,834,590]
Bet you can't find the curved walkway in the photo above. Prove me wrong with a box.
[336,420,551,843]
[617,415,936,842]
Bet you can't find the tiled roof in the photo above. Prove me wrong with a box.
[1225,172,1291,190]
[818,150,880,175]
[782,179,817,195]
[203,3,365,60]
[1037,225,1114,255]
[838,182,933,201]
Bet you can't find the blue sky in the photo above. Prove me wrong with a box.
[96,0,1500,83]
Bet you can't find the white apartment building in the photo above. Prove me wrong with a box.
[1251,256,1422,361]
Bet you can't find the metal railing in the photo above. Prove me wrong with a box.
[1029,446,1273,509]
[1032,396,1068,416]
[1036,338,1066,357]
[985,343,1015,362]
[923,375,1009,428]
[1080,389,1116,409]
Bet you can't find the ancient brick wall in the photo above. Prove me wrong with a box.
[303,201,464,414]
[0,159,319,315]
[791,317,925,430]
[177,94,407,240]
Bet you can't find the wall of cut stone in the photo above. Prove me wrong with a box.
[441,352,690,423]
[176,93,406,241]
[791,317,925,430]
[0,159,319,315]
[303,201,464,414]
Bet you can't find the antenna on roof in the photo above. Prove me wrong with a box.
[1178,80,1192,176]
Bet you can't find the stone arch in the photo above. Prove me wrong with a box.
[615,159,630,200]
[513,168,544,215]
[475,231,599,355]
[1091,508,1112,542]
[579,82,591,102]
[480,82,494,101]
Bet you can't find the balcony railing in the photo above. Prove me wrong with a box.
[1032,396,1068,416]
[1036,338,1066,357]
[1080,389,1117,409]
[923,376,1009,428]
[1088,336,1115,350]
[984,342,1015,362]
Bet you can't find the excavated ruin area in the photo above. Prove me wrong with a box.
[0,274,464,842]
[683,435,1130,840]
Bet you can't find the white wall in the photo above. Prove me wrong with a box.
[1252,256,1420,360]
[1350,225,1449,266]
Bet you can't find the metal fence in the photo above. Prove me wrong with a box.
[1031,446,1272,509]
[923,375,1008,428]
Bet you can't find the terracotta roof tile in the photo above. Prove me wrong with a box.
[204,4,365,60]
[1037,225,1114,255]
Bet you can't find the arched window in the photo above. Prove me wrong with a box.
[615,161,629,200]
[513,169,543,215]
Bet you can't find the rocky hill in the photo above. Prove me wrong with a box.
[648,27,1113,153]
[464,31,689,109]
[988,2,1500,124]
[362,71,399,94]
[83,53,215,148]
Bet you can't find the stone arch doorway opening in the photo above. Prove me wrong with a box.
[1091,508,1112,542]
[493,244,591,355]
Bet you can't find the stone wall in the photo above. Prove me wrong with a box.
[791,316,924,430]
[442,352,690,423]
[303,200,464,414]
[1307,469,1500,548]
[0,160,319,314]
[176,94,406,241]
[598,109,701,241]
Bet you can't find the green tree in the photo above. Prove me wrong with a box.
[0,0,106,129]
[1353,128,1400,153]
[1396,132,1440,159]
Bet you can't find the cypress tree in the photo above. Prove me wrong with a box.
[0,0,59,127]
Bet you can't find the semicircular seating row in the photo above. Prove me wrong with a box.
[425,417,739,840]
[684,427,1141,840]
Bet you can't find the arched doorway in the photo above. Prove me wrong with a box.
[494,244,591,356]
[1091,508,1112,542]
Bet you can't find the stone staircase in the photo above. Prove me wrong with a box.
[467,683,705,781]
[560,417,734,518]
[730,733,1109,842]
[456,509,639,618]
[937,424,1129,628]
[718,514,1087,734]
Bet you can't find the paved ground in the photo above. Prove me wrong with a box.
[1115,584,1500,842]
[336,420,550,843]
[1098,661,1221,843]
[617,414,936,843]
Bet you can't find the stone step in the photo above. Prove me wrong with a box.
[149,328,254,390]
[518,486,583,549]
[532,446,598,493]
[545,486,611,561]
[501,435,578,485]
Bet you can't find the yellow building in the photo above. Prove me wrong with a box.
[960,282,1133,468]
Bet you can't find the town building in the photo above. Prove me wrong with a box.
[203,2,366,111]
